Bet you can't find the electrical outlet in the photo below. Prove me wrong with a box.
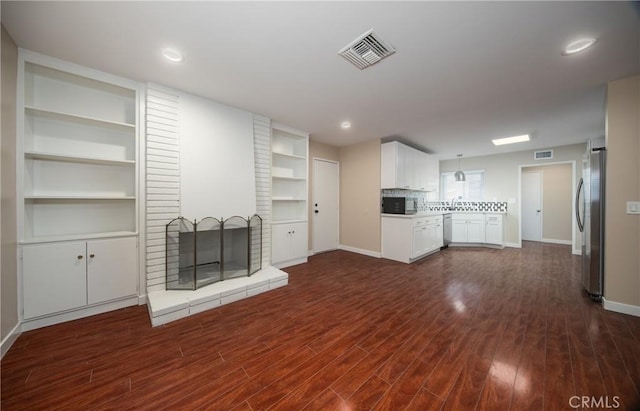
[627,201,640,215]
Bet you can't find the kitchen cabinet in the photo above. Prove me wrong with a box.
[451,214,485,243]
[412,215,443,258]
[22,237,138,319]
[271,221,308,268]
[485,214,505,246]
[381,141,438,191]
[382,214,443,263]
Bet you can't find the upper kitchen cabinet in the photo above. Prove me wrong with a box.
[381,141,438,191]
[18,50,139,242]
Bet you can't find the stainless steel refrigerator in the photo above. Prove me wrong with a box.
[575,144,606,300]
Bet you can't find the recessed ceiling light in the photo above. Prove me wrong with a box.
[162,48,184,63]
[562,38,597,56]
[492,134,530,146]
[341,121,351,129]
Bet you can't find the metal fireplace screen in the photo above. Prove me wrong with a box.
[165,214,262,290]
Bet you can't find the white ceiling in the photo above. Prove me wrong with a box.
[2,1,639,159]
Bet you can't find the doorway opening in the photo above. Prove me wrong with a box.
[519,161,577,253]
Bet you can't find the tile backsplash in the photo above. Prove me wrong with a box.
[381,190,508,213]
[427,201,508,212]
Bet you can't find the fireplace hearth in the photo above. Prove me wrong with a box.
[166,215,262,290]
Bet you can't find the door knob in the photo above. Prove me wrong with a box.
[314,210,319,214]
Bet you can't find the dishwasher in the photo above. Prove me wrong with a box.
[442,213,452,248]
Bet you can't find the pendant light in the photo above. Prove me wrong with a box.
[454,154,466,182]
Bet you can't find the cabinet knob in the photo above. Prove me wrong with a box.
[89,254,95,258]
[292,230,295,234]
[77,255,83,260]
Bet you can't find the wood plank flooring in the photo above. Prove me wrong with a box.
[2,242,640,410]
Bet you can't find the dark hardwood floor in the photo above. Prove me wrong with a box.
[2,242,640,410]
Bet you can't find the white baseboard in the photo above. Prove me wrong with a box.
[505,242,521,248]
[603,298,640,317]
[138,294,147,305]
[541,238,572,245]
[1,322,22,359]
[338,244,381,258]
[572,248,581,255]
[21,296,139,332]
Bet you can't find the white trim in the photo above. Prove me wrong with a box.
[572,248,581,255]
[541,238,572,245]
[505,242,521,248]
[603,298,640,317]
[1,323,22,359]
[338,244,381,258]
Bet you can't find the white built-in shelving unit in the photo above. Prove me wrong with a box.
[17,50,140,328]
[270,124,309,268]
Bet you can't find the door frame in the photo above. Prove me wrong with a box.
[311,157,340,254]
[517,160,577,253]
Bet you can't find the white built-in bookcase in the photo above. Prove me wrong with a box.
[271,126,308,223]
[18,51,139,242]
[270,123,309,268]
[17,50,141,329]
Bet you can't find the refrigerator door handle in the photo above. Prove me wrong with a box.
[575,177,584,232]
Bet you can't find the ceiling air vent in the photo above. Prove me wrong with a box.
[338,29,396,70]
[534,150,553,160]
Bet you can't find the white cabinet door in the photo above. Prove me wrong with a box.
[396,143,413,189]
[23,242,87,319]
[288,222,308,262]
[87,237,138,305]
[467,220,486,243]
[271,224,291,265]
[431,219,444,250]
[271,222,308,266]
[425,154,440,192]
[485,215,504,246]
[452,220,468,242]
[412,226,428,258]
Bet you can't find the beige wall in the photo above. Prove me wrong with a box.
[524,164,573,243]
[1,25,19,345]
[338,138,381,254]
[605,74,640,309]
[308,139,340,250]
[440,143,586,249]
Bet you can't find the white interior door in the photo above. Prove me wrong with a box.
[522,171,543,241]
[312,159,339,253]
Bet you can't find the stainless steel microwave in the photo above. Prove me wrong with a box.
[382,197,417,214]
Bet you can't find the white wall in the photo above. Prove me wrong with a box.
[179,91,256,220]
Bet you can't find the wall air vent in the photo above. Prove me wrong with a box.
[534,150,553,160]
[338,29,396,70]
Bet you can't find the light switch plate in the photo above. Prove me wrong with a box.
[627,201,640,215]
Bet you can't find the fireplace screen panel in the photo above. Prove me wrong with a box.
[166,214,262,290]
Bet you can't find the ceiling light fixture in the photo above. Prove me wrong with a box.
[492,134,530,146]
[454,154,466,183]
[161,48,184,63]
[561,38,597,56]
[341,121,351,129]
